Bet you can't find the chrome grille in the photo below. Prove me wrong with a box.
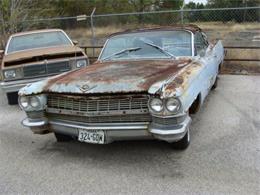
[152,115,186,125]
[23,64,46,77]
[23,61,70,78]
[47,113,151,123]
[26,111,45,119]
[47,94,149,113]
[47,94,150,123]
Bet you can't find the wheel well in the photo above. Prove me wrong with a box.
[219,61,223,73]
[189,93,201,114]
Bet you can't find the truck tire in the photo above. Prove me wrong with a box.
[171,127,190,150]
[7,92,18,105]
[54,133,73,142]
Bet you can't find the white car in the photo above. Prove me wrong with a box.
[18,25,224,150]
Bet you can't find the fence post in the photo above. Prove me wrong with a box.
[90,7,96,55]
[180,4,185,24]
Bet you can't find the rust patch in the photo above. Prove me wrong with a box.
[163,61,202,95]
[42,59,191,94]
[3,45,84,66]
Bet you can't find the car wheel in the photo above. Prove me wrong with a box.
[54,133,73,142]
[211,76,218,90]
[171,127,190,150]
[7,92,18,105]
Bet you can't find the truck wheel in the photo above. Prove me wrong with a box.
[211,76,218,90]
[171,128,190,150]
[7,92,18,105]
[54,133,73,142]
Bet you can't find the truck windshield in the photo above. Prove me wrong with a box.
[7,31,72,54]
[100,30,192,61]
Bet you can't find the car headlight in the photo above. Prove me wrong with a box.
[166,98,181,114]
[4,70,16,79]
[149,98,163,113]
[76,59,87,68]
[19,96,30,109]
[18,95,47,111]
[30,96,41,108]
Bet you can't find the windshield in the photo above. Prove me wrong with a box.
[7,31,72,53]
[100,30,192,61]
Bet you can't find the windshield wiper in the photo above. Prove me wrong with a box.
[140,40,176,59]
[102,47,141,61]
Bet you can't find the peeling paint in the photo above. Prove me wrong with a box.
[19,59,191,96]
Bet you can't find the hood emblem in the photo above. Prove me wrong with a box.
[78,84,96,93]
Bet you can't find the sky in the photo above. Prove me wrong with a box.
[185,0,208,4]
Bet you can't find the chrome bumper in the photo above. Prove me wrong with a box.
[22,115,191,143]
[0,77,46,93]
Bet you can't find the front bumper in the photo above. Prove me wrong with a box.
[22,115,191,143]
[0,77,46,93]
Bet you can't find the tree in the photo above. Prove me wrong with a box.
[206,0,259,22]
[184,2,205,22]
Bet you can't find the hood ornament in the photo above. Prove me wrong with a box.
[78,84,96,93]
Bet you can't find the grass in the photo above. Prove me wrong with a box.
[66,21,260,46]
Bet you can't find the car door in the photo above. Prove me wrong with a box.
[195,32,223,99]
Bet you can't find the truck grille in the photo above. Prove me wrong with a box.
[23,61,70,78]
[47,94,150,123]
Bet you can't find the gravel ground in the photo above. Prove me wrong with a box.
[0,75,259,195]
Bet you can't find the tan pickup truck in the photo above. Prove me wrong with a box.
[0,29,88,105]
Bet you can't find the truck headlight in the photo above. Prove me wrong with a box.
[18,95,47,111]
[4,70,16,79]
[76,59,87,68]
[149,98,163,113]
[166,98,181,114]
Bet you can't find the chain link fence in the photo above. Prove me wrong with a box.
[1,7,259,50]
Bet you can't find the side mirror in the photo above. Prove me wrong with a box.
[72,40,78,45]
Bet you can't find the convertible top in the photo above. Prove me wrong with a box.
[109,24,201,37]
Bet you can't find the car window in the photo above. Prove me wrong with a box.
[194,32,208,56]
[7,31,72,53]
[100,30,192,60]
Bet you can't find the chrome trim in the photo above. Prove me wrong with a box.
[22,118,48,127]
[191,31,195,57]
[49,121,149,130]
[149,115,191,142]
[50,121,152,143]
[151,113,186,118]
[47,112,151,123]
[22,114,191,143]
[150,116,191,135]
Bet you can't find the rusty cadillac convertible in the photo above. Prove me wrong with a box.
[18,25,224,149]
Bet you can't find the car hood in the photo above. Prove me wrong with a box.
[3,45,83,63]
[19,59,192,96]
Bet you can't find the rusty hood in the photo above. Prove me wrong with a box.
[19,59,192,96]
[3,45,83,63]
